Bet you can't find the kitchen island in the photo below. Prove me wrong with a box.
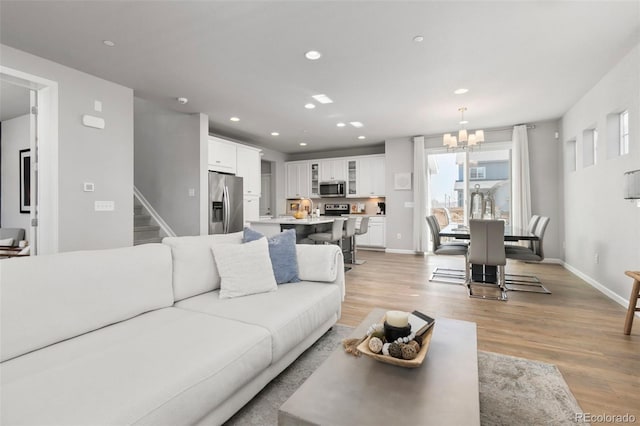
[247,217,337,242]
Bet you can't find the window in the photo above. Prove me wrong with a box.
[620,110,629,155]
[583,128,597,167]
[469,167,486,180]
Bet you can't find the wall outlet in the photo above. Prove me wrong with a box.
[188,188,195,197]
[95,201,114,211]
[83,182,95,192]
[396,233,402,240]
[94,100,102,112]
[594,253,599,264]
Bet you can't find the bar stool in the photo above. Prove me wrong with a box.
[308,218,347,249]
[624,271,640,335]
[341,217,357,264]
[352,216,370,265]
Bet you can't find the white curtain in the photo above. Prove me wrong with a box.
[413,136,428,252]
[511,125,532,231]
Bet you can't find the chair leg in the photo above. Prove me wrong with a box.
[624,272,640,335]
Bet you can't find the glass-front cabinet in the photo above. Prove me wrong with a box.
[347,160,357,196]
[310,162,320,198]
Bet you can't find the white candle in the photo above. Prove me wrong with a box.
[386,310,409,328]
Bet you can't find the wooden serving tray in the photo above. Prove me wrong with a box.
[357,324,434,368]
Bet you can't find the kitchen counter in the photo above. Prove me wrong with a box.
[247,217,336,225]
[341,214,386,217]
[247,217,340,242]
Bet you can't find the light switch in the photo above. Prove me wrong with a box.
[95,201,115,211]
[94,100,102,112]
[188,188,196,197]
[83,182,95,192]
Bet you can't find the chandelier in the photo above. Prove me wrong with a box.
[443,107,484,150]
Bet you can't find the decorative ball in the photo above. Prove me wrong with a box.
[401,344,418,360]
[414,334,423,347]
[382,343,391,356]
[368,337,383,354]
[388,342,403,359]
[407,340,420,353]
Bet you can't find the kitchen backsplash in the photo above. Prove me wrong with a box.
[287,197,385,215]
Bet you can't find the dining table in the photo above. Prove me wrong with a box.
[438,222,538,286]
[439,223,538,242]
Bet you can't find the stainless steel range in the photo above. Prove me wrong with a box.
[323,203,350,216]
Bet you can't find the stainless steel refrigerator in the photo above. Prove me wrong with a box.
[209,172,244,234]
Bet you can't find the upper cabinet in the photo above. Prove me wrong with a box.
[319,159,347,182]
[208,137,237,174]
[356,155,385,197]
[286,162,310,199]
[236,145,261,197]
[285,154,385,199]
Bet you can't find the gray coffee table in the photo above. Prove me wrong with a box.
[279,308,480,426]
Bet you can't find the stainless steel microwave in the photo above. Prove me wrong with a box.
[319,180,346,197]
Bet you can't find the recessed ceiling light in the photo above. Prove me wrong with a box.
[349,121,364,128]
[102,40,115,47]
[230,117,240,122]
[312,94,333,104]
[299,142,308,146]
[358,136,366,140]
[304,103,316,109]
[336,122,346,128]
[305,50,322,60]
[271,132,279,136]
[413,35,424,42]
[177,97,188,105]
[459,120,469,125]
[454,88,469,95]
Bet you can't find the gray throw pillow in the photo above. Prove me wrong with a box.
[243,228,301,284]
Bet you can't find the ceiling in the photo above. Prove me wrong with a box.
[0,81,30,122]
[1,1,638,154]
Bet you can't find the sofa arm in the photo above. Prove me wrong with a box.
[296,244,345,300]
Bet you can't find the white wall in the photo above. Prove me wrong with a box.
[0,44,134,251]
[0,114,31,241]
[384,137,414,251]
[562,43,640,302]
[134,97,206,236]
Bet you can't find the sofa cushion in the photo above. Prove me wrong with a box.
[0,307,272,426]
[0,237,14,246]
[162,232,244,301]
[243,228,300,284]
[175,281,342,362]
[0,244,173,362]
[213,237,278,299]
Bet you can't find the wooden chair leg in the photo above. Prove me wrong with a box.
[624,271,640,335]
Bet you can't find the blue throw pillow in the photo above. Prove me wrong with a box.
[243,228,301,284]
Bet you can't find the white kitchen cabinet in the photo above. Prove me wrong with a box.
[285,162,310,198]
[310,162,320,198]
[208,137,237,174]
[319,159,347,182]
[243,195,260,225]
[357,155,385,197]
[236,145,261,196]
[355,216,386,248]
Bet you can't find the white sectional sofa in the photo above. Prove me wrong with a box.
[0,232,344,425]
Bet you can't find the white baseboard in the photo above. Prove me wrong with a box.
[563,262,632,312]
[541,258,564,265]
[384,248,418,255]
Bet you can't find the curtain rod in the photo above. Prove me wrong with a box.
[422,124,536,139]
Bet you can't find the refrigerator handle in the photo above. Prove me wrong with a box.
[223,186,230,234]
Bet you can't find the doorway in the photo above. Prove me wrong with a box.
[260,160,276,217]
[0,65,59,255]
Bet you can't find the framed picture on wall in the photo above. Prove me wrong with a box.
[19,148,31,214]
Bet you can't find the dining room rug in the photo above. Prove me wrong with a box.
[224,325,586,426]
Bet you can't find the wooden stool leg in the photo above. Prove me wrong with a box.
[624,271,640,335]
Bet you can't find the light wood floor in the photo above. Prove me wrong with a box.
[339,251,639,422]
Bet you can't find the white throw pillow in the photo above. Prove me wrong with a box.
[212,237,277,299]
[0,238,14,246]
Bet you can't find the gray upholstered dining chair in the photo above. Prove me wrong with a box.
[352,216,369,265]
[505,216,551,294]
[426,215,469,284]
[467,219,507,301]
